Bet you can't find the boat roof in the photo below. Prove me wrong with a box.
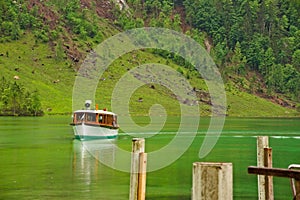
[73,109,116,115]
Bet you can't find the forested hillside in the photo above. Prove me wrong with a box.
[0,0,299,116]
[122,0,300,102]
[184,0,300,98]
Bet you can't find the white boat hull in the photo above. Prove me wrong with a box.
[73,123,118,140]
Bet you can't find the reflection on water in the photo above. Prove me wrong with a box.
[72,139,116,184]
[70,138,130,199]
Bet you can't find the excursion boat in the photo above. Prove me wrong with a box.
[70,100,119,140]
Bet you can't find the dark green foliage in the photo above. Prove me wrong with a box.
[120,0,181,30]
[293,50,300,70]
[0,0,100,42]
[0,0,299,105]
[121,0,300,101]
[0,1,42,42]
[0,77,43,116]
[114,12,144,30]
[231,42,247,75]
[62,0,99,39]
[184,0,300,100]
[34,29,50,43]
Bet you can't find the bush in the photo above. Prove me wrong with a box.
[0,77,43,116]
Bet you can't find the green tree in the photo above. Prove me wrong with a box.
[0,77,43,116]
[260,47,275,76]
[292,49,300,70]
[231,42,246,75]
[10,81,23,115]
[213,41,228,68]
[172,14,181,31]
[184,0,221,37]
[283,64,300,96]
[243,34,269,70]
[271,64,285,93]
[26,90,42,116]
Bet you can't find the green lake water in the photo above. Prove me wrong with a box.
[0,116,299,199]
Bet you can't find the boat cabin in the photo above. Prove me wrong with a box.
[72,110,118,129]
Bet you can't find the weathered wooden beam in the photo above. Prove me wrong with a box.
[248,166,300,180]
[130,138,145,200]
[264,148,273,200]
[257,136,269,200]
[295,180,300,200]
[137,152,147,200]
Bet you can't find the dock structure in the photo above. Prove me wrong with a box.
[248,166,300,200]
[128,138,234,200]
[127,136,299,199]
[249,136,300,200]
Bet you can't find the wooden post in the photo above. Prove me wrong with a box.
[192,162,233,200]
[138,152,147,200]
[257,136,269,200]
[130,138,147,200]
[289,164,300,200]
[264,148,273,200]
[295,180,300,200]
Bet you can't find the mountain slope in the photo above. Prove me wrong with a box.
[0,0,299,117]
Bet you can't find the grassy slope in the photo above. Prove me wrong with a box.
[0,33,75,114]
[226,91,298,117]
[94,50,299,117]
[0,33,299,117]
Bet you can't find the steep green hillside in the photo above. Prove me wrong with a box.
[0,33,74,113]
[0,0,299,117]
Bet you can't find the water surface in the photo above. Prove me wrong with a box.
[0,116,299,199]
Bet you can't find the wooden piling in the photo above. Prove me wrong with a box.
[257,136,269,200]
[295,180,300,200]
[192,162,233,200]
[264,148,273,200]
[138,152,147,200]
[130,138,147,200]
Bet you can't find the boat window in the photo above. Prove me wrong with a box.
[98,114,103,123]
[75,113,84,122]
[107,115,113,125]
[103,115,107,124]
[113,115,118,127]
[86,113,96,122]
[97,114,113,125]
